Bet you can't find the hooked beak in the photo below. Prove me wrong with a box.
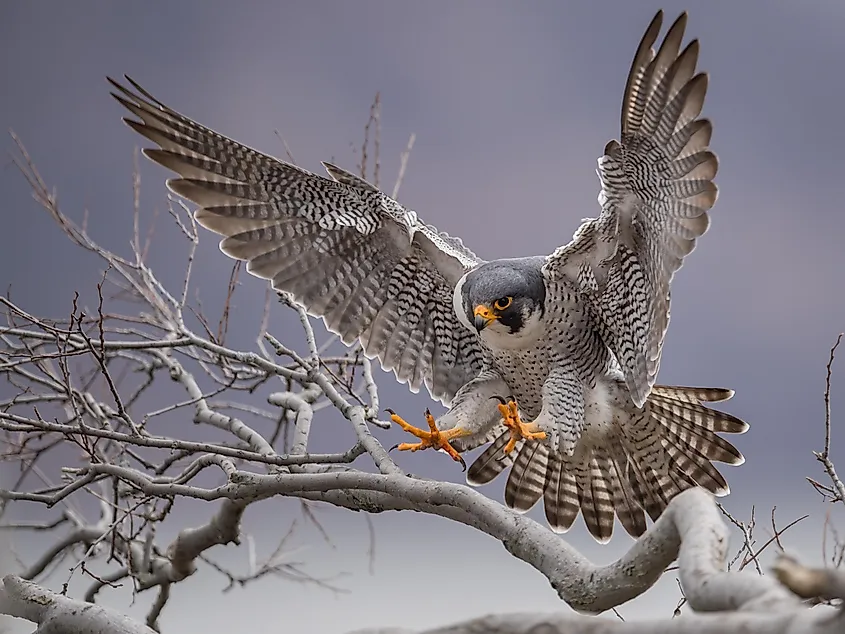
[473,305,496,332]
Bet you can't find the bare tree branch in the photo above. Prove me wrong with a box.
[815,334,845,503]
[0,576,155,634]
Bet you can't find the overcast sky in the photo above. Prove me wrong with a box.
[2,1,844,632]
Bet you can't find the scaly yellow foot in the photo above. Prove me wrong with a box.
[492,397,547,454]
[386,408,469,471]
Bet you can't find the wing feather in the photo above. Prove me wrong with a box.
[543,11,719,407]
[109,76,485,404]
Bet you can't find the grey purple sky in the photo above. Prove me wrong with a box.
[1,1,844,632]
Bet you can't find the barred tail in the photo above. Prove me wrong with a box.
[466,385,747,543]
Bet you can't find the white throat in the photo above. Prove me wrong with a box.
[478,309,544,351]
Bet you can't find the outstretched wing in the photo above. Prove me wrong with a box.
[543,11,718,407]
[109,76,486,404]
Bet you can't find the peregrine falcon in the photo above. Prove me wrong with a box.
[109,9,749,542]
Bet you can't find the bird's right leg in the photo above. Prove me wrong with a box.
[386,408,471,468]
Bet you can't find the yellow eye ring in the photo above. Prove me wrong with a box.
[493,296,512,311]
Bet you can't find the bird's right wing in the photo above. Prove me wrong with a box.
[109,77,486,405]
[543,11,718,407]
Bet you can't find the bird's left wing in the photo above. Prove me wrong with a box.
[543,11,718,407]
[109,76,486,405]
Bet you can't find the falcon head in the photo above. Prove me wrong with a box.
[453,258,546,350]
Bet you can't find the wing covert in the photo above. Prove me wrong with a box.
[543,11,718,407]
[109,76,486,404]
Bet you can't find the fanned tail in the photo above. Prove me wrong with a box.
[466,384,747,542]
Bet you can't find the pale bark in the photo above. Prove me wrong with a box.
[0,576,156,634]
[349,607,844,634]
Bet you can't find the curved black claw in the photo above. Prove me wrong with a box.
[490,395,515,405]
[457,455,467,472]
[384,408,397,416]
[388,443,400,453]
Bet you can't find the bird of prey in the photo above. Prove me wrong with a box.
[109,9,749,542]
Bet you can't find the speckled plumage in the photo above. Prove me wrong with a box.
[109,9,749,542]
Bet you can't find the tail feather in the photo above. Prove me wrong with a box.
[504,442,549,512]
[466,383,747,541]
[650,394,748,434]
[603,449,648,537]
[628,465,664,522]
[575,457,615,542]
[659,431,730,495]
[652,406,744,465]
[544,457,580,532]
[465,434,519,486]
[619,412,680,506]
[650,385,735,405]
[638,451,687,517]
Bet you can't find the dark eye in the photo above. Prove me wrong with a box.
[493,296,512,311]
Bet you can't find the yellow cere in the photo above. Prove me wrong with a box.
[473,304,497,321]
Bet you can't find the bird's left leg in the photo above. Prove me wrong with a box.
[493,365,585,456]
[491,397,547,454]
[387,370,509,470]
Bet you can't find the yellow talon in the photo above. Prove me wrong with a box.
[495,399,546,454]
[386,408,468,470]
